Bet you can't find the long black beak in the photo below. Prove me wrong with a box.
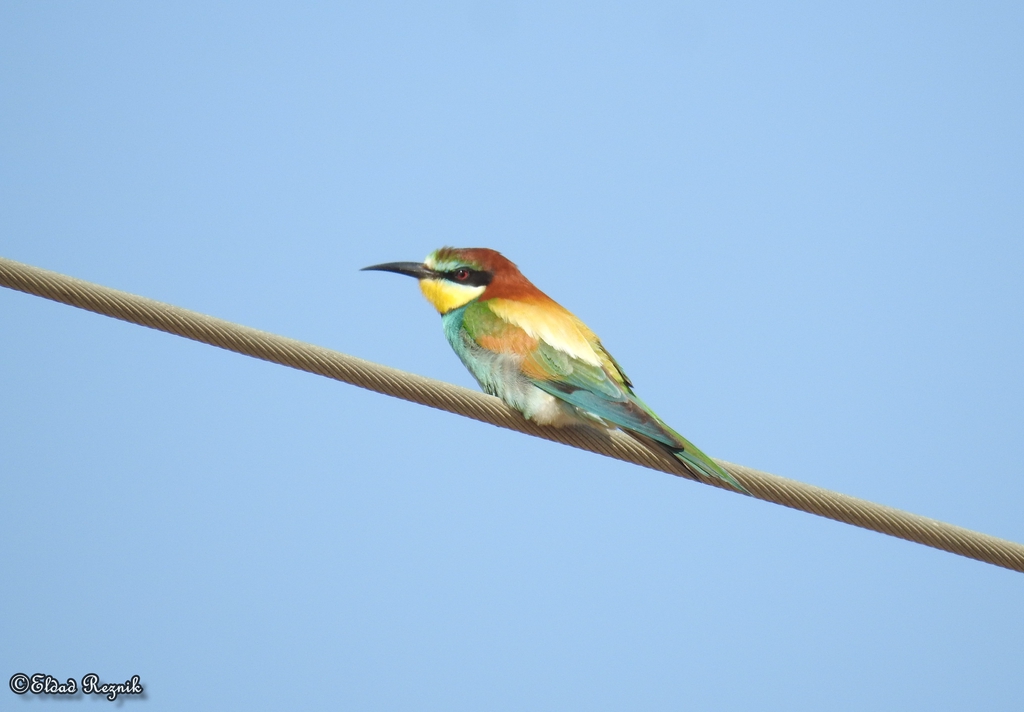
[361,261,437,279]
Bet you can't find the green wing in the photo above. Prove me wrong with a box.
[529,342,748,493]
[460,302,747,493]
[527,341,675,443]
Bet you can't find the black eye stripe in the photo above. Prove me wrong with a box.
[442,268,493,287]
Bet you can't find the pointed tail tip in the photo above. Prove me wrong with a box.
[673,449,752,496]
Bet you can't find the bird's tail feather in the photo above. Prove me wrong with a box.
[670,444,750,495]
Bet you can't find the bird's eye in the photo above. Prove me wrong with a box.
[454,269,470,281]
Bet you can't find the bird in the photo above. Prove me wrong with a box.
[363,247,747,493]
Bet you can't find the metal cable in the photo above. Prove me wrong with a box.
[2,255,1021,573]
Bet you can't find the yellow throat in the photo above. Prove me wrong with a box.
[418,278,486,314]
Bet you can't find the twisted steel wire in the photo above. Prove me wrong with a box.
[2,255,1021,573]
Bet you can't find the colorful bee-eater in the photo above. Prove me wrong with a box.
[363,247,746,493]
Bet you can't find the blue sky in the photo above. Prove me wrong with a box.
[2,2,1022,709]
